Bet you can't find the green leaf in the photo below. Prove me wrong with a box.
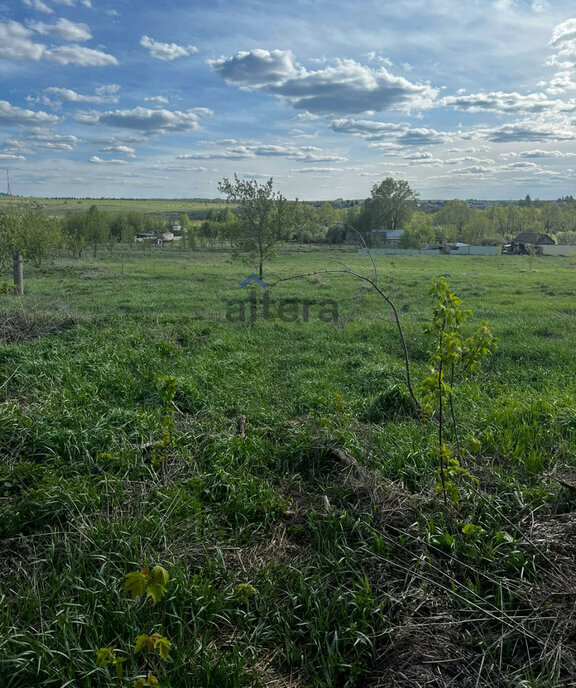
[134,634,149,654]
[462,523,485,537]
[154,635,171,661]
[146,582,168,603]
[95,646,116,667]
[150,565,169,586]
[125,569,149,599]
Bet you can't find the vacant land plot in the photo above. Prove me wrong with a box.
[1,247,576,687]
[0,197,227,219]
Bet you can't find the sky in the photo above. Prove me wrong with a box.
[3,0,576,200]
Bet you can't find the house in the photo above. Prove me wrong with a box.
[511,232,555,255]
[371,229,405,248]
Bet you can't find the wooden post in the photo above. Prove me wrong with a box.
[13,251,23,295]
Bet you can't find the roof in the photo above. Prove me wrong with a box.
[371,229,405,238]
[512,232,555,245]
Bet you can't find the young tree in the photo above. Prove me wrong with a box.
[218,175,294,279]
[84,205,110,257]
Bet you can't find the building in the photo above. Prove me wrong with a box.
[371,229,405,248]
[510,232,555,255]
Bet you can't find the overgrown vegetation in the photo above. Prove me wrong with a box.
[1,247,576,687]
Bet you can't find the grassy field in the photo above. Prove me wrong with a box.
[1,246,576,687]
[0,197,227,219]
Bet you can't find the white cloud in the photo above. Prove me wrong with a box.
[331,118,406,139]
[37,85,120,105]
[291,166,343,173]
[5,129,79,152]
[45,45,118,67]
[144,96,169,104]
[140,36,198,61]
[23,0,53,14]
[0,22,117,66]
[441,90,576,114]
[404,152,433,160]
[210,49,438,115]
[0,100,60,126]
[331,118,446,145]
[85,107,211,134]
[549,18,576,57]
[176,141,346,162]
[101,144,136,155]
[0,22,45,61]
[89,156,129,165]
[53,0,93,6]
[28,18,92,42]
[482,121,575,142]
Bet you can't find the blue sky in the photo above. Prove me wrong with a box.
[2,0,576,200]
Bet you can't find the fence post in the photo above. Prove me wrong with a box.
[13,251,23,295]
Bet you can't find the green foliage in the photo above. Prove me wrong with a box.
[95,645,127,677]
[134,633,171,660]
[2,250,576,687]
[98,566,171,686]
[124,565,170,602]
[420,276,497,504]
[0,202,62,269]
[218,175,297,278]
[361,177,418,231]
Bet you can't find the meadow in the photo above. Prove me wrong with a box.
[1,245,576,687]
[0,197,227,219]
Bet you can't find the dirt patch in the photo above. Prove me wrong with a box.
[0,310,76,343]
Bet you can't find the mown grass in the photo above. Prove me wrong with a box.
[1,246,576,687]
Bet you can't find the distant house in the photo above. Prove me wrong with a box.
[371,229,405,248]
[511,232,555,255]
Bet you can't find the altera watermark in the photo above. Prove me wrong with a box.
[226,275,338,323]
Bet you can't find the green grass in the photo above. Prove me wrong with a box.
[1,247,576,687]
[0,196,228,219]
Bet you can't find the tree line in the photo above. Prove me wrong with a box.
[2,179,576,276]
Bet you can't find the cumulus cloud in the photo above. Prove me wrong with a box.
[101,144,135,155]
[397,128,446,145]
[28,18,92,42]
[140,36,198,61]
[290,166,344,173]
[54,0,93,6]
[517,149,576,158]
[331,118,446,146]
[331,118,406,139]
[23,0,53,13]
[79,107,211,134]
[483,121,575,142]
[45,45,118,66]
[145,96,169,104]
[403,151,433,160]
[209,49,437,115]
[0,101,60,126]
[505,161,541,169]
[549,18,576,57]
[34,85,120,106]
[176,141,347,162]
[209,48,299,84]
[0,21,45,60]
[89,156,129,165]
[441,90,576,114]
[0,21,117,66]
[5,129,78,151]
